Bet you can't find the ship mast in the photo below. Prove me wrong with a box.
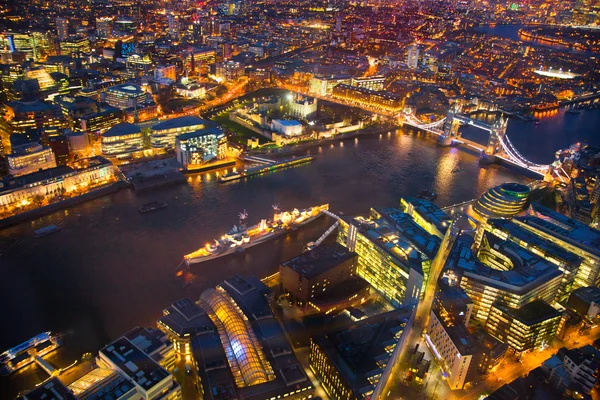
[239,210,248,229]
[272,204,280,223]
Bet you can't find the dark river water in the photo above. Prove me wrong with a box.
[2,104,600,395]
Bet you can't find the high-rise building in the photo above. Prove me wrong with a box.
[337,208,426,308]
[215,60,244,82]
[96,17,113,39]
[468,182,530,223]
[56,17,69,41]
[167,13,180,38]
[104,84,148,110]
[407,44,420,69]
[101,123,145,159]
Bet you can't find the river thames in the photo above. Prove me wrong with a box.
[1,106,600,395]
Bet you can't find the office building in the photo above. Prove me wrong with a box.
[309,309,410,400]
[516,203,600,288]
[271,119,303,136]
[400,197,451,238]
[124,327,176,372]
[157,298,215,356]
[482,218,583,300]
[468,182,530,223]
[104,84,148,110]
[98,337,181,400]
[215,60,244,82]
[175,127,226,169]
[151,116,206,151]
[193,275,315,399]
[56,17,69,41]
[309,74,352,96]
[485,300,563,355]
[3,99,67,142]
[280,242,357,307]
[60,36,90,56]
[289,94,317,120]
[337,208,425,308]
[19,377,77,400]
[154,65,177,82]
[567,286,600,320]
[79,106,122,134]
[7,143,56,176]
[48,135,70,166]
[101,123,144,159]
[96,17,113,39]
[447,234,563,323]
[407,44,420,69]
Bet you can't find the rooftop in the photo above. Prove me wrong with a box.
[492,299,561,326]
[19,378,78,400]
[312,309,410,397]
[281,242,356,279]
[447,233,563,294]
[102,122,141,138]
[570,286,600,305]
[177,127,224,141]
[106,83,144,94]
[272,119,302,127]
[100,337,171,392]
[400,197,451,236]
[152,115,206,131]
[516,203,600,257]
[158,298,214,338]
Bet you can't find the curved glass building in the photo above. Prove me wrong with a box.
[469,183,530,222]
[200,287,274,387]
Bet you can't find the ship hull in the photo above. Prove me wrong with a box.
[185,206,329,265]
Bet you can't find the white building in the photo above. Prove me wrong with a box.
[154,64,177,82]
[407,44,420,69]
[426,309,478,390]
[271,119,303,136]
[98,336,181,400]
[7,143,57,177]
[562,346,600,394]
[289,95,317,120]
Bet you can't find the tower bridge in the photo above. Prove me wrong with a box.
[399,104,564,179]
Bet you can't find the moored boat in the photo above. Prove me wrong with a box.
[139,201,168,213]
[34,225,60,238]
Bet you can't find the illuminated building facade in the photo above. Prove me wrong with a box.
[101,123,144,159]
[215,60,244,82]
[104,84,148,110]
[481,218,583,300]
[157,298,215,357]
[0,157,116,213]
[151,116,206,151]
[271,119,303,136]
[332,84,403,112]
[350,76,385,91]
[337,209,425,308]
[446,234,563,323]
[79,106,123,134]
[7,143,57,176]
[400,197,451,239]
[60,36,90,55]
[309,74,352,96]
[468,183,530,223]
[515,204,600,288]
[485,300,563,355]
[3,99,67,143]
[407,44,420,69]
[96,17,113,39]
[309,309,410,400]
[175,127,226,169]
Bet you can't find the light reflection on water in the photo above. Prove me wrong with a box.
[0,128,534,396]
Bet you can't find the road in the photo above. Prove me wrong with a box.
[173,353,202,400]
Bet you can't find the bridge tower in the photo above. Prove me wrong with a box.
[486,116,508,155]
[442,102,462,138]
